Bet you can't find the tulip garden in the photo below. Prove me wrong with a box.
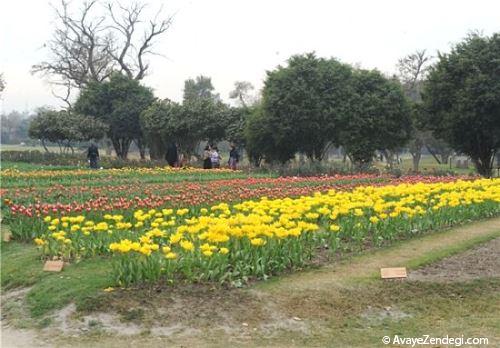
[2,167,499,287]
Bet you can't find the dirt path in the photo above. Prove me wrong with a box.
[2,218,500,348]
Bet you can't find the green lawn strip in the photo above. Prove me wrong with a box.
[25,257,112,317]
[1,238,46,289]
[2,233,113,317]
[1,161,81,171]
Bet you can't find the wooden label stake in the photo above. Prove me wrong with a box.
[43,260,64,272]
[3,232,12,242]
[380,267,407,279]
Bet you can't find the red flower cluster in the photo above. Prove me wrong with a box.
[3,174,469,219]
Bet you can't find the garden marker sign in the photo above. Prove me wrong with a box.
[43,260,65,272]
[3,231,12,242]
[380,267,407,279]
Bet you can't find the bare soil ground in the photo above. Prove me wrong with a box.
[2,218,500,347]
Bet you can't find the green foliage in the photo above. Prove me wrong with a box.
[142,77,233,158]
[246,53,410,167]
[140,99,182,159]
[182,98,229,146]
[423,32,500,177]
[225,106,252,146]
[339,70,411,168]
[28,109,107,150]
[183,75,219,102]
[261,53,353,161]
[244,106,287,165]
[74,73,154,159]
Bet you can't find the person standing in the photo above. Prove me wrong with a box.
[211,146,221,169]
[228,144,239,170]
[203,145,212,169]
[87,142,100,169]
[165,142,179,167]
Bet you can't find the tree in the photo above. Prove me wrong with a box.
[225,106,252,147]
[28,109,107,152]
[229,81,255,107]
[180,76,230,154]
[261,53,354,162]
[183,76,219,102]
[32,0,172,103]
[244,106,279,166]
[140,99,182,160]
[397,50,433,171]
[1,111,36,145]
[423,32,500,177]
[397,50,431,102]
[74,73,154,159]
[1,111,24,144]
[339,69,411,169]
[181,98,229,147]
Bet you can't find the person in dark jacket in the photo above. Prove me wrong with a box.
[228,145,239,170]
[165,142,179,167]
[87,142,99,169]
[203,145,212,169]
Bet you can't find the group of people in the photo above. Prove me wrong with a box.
[87,142,240,170]
[202,144,239,170]
[164,142,240,170]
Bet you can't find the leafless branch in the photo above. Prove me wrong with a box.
[397,50,433,101]
[51,80,73,110]
[33,0,173,103]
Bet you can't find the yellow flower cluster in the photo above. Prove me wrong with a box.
[3,166,239,178]
[105,178,500,259]
[35,178,500,282]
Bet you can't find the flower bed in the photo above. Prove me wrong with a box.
[31,178,500,286]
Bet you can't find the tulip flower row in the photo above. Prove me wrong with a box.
[32,178,500,286]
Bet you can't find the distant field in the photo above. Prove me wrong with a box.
[397,155,475,175]
[0,144,62,152]
[0,161,81,171]
[0,144,144,159]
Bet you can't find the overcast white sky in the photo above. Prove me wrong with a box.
[1,0,499,113]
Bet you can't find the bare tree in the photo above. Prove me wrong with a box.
[397,50,432,171]
[397,49,431,102]
[33,0,173,102]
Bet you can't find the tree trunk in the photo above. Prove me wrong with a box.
[111,137,132,160]
[425,145,442,164]
[382,150,394,169]
[105,139,112,156]
[410,137,424,172]
[135,138,146,160]
[149,137,165,160]
[412,152,421,172]
[472,152,494,178]
[41,139,50,153]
